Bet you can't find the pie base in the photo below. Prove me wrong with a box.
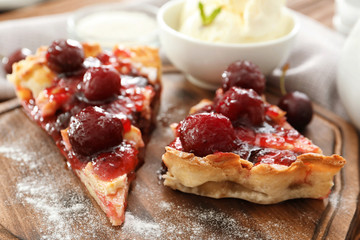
[163,147,346,204]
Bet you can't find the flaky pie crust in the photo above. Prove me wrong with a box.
[163,147,345,204]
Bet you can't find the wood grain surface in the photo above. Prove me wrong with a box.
[0,70,359,239]
[1,0,360,239]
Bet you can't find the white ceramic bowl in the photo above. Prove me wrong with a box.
[67,2,159,49]
[157,0,300,90]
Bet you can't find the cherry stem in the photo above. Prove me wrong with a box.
[280,63,289,96]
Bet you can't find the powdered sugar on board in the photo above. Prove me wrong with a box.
[122,199,256,240]
[0,107,350,239]
[1,128,269,240]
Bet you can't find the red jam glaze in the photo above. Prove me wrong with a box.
[254,149,297,166]
[122,86,147,112]
[92,142,138,181]
[169,137,184,151]
[113,47,132,59]
[234,124,320,153]
[172,89,320,166]
[169,136,299,166]
[43,86,73,109]
[22,47,155,180]
[265,105,286,124]
[98,48,134,75]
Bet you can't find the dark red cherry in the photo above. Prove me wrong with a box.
[222,60,266,95]
[3,48,32,74]
[179,112,236,157]
[83,66,121,101]
[68,106,124,156]
[278,91,313,131]
[215,87,265,125]
[46,39,84,73]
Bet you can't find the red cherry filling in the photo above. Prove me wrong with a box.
[255,149,297,166]
[215,87,265,126]
[278,91,313,131]
[3,48,32,74]
[92,144,138,181]
[46,39,84,73]
[96,51,112,64]
[222,60,266,95]
[83,66,121,101]
[179,112,237,157]
[68,106,124,156]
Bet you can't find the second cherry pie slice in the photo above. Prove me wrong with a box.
[162,86,345,204]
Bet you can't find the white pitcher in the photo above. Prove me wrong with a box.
[337,18,360,129]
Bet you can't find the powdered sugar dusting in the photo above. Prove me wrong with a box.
[8,140,259,240]
[0,129,118,239]
[0,110,351,239]
[158,200,171,211]
[155,202,256,239]
[1,128,259,239]
[120,199,258,240]
[17,175,93,240]
[0,113,265,239]
[122,212,161,238]
[0,145,41,170]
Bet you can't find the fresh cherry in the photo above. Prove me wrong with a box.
[215,87,265,125]
[68,106,124,156]
[46,39,84,73]
[83,66,121,101]
[179,112,237,157]
[222,60,266,95]
[2,48,32,74]
[278,91,313,130]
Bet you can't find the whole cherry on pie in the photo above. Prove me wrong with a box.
[3,48,32,74]
[68,106,124,156]
[179,112,237,157]
[83,66,121,101]
[221,60,266,95]
[215,87,265,126]
[46,39,84,73]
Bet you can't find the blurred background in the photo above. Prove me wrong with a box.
[0,0,337,29]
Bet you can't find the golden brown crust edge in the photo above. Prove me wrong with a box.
[162,147,346,204]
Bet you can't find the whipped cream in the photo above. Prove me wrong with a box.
[179,0,294,44]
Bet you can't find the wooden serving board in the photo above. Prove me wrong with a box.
[0,71,359,240]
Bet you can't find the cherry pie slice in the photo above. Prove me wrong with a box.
[162,86,346,204]
[8,39,161,225]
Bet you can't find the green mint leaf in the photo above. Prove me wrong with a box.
[198,2,222,26]
[199,2,207,24]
